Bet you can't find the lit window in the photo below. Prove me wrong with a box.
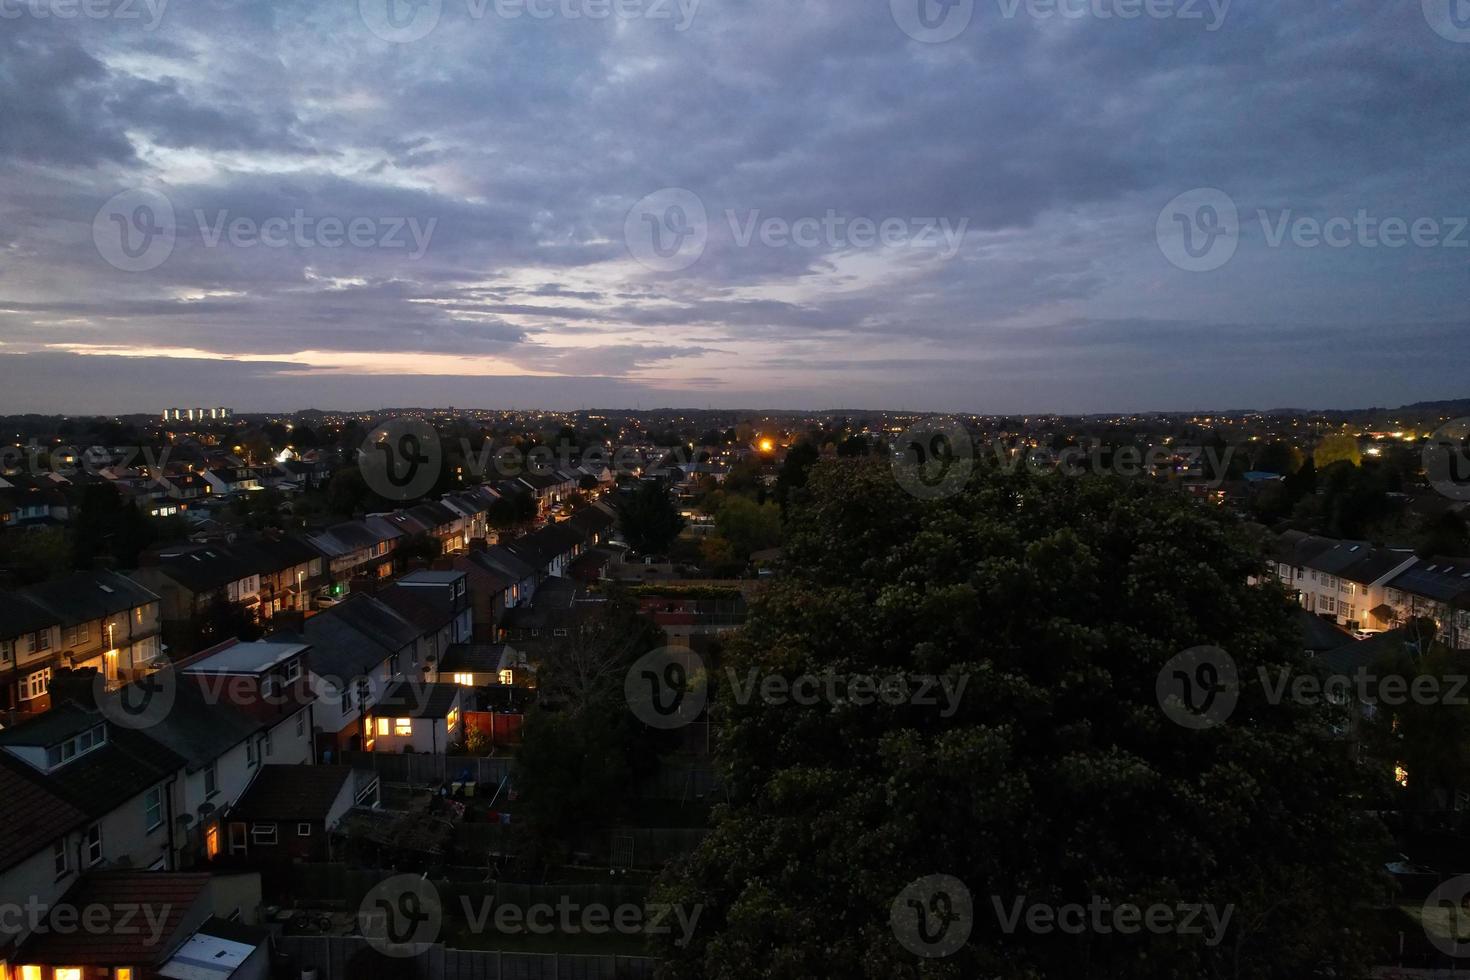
[206,825,220,859]
[446,708,459,733]
[453,673,475,686]
[117,970,134,980]
[20,968,43,980]
[499,669,514,686]
[376,717,389,736]
[394,718,412,736]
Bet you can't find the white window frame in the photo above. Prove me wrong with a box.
[144,786,164,833]
[297,823,312,837]
[85,824,103,867]
[251,823,277,845]
[21,668,52,701]
[53,838,69,878]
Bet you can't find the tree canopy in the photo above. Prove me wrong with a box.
[655,457,1384,979]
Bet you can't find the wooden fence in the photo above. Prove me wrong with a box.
[340,751,722,802]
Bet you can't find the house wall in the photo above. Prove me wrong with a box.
[0,840,76,928]
[310,653,418,756]
[89,777,177,872]
[1297,569,1401,631]
[369,715,456,754]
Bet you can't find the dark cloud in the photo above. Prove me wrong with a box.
[0,0,1465,412]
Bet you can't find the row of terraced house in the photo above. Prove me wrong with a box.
[1268,530,1470,649]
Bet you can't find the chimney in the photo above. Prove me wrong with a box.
[49,667,102,710]
[273,609,306,635]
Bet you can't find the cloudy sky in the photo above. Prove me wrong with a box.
[0,0,1467,414]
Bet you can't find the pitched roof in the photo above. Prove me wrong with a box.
[0,592,61,641]
[475,545,536,582]
[377,681,460,719]
[1388,556,1470,605]
[376,585,452,633]
[1305,540,1416,584]
[139,674,269,773]
[229,764,354,822]
[0,701,185,819]
[19,872,211,966]
[307,519,400,557]
[329,593,422,651]
[0,753,88,874]
[297,607,399,685]
[409,501,459,527]
[25,570,159,624]
[566,504,616,539]
[144,545,261,593]
[504,523,582,569]
[439,643,514,673]
[455,553,517,594]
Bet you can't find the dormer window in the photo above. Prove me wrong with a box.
[44,724,107,770]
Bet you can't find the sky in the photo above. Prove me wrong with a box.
[0,0,1467,415]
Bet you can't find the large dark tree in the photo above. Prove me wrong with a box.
[618,481,686,557]
[655,458,1385,979]
[513,589,669,858]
